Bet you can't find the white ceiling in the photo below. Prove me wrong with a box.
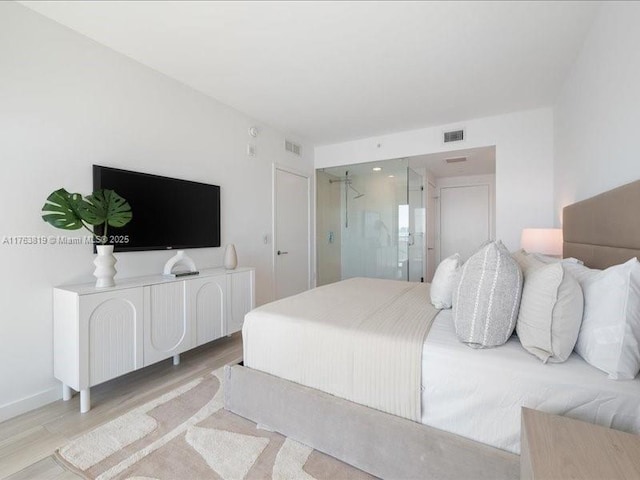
[408,146,496,178]
[21,1,598,145]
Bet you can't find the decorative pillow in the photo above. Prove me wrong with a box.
[512,249,582,277]
[430,254,461,309]
[453,241,523,348]
[511,249,545,277]
[574,258,640,380]
[563,262,601,286]
[533,253,583,265]
[516,263,583,363]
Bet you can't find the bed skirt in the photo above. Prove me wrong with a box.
[224,364,519,480]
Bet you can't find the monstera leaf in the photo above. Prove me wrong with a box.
[84,189,132,228]
[41,188,90,230]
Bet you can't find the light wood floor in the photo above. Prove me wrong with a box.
[0,334,243,479]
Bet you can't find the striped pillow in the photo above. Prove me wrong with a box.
[453,241,523,348]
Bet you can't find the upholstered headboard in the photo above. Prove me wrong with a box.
[563,179,640,269]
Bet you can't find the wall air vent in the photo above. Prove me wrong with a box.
[285,139,302,156]
[443,129,465,143]
[445,157,467,164]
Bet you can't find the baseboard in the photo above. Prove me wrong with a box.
[0,386,61,423]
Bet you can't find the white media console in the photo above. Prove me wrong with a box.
[53,267,255,412]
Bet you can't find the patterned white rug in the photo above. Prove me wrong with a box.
[56,368,374,480]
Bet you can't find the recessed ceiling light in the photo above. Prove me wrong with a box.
[372,167,382,171]
[388,175,395,178]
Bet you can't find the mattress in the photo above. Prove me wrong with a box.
[421,309,640,454]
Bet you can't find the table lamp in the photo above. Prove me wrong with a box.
[520,228,563,257]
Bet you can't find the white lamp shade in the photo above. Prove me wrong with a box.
[520,228,563,256]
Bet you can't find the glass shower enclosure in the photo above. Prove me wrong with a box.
[316,158,424,286]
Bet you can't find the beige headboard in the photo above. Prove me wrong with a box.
[563,179,640,269]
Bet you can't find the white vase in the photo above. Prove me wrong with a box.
[224,244,238,270]
[163,250,197,276]
[94,245,117,288]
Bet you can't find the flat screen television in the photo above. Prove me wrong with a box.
[93,165,221,252]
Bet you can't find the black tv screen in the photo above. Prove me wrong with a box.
[93,165,220,252]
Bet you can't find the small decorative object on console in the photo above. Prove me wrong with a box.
[163,250,198,277]
[224,244,238,269]
[94,245,117,288]
[42,188,132,288]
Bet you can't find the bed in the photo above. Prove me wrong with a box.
[422,309,640,454]
[225,179,640,479]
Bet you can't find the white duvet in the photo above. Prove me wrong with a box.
[244,278,438,422]
[422,309,640,454]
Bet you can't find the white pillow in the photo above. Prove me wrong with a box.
[516,263,583,363]
[511,249,545,277]
[430,254,460,309]
[512,249,582,276]
[573,258,640,380]
[563,262,601,286]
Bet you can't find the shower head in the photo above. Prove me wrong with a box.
[349,184,365,199]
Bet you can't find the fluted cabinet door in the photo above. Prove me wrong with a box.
[188,276,227,346]
[227,270,255,335]
[78,288,144,388]
[143,282,191,366]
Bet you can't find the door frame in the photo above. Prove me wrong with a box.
[407,167,424,283]
[272,164,312,300]
[425,180,437,282]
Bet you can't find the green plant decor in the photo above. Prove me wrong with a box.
[42,188,132,244]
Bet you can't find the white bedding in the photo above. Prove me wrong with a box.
[244,278,438,421]
[421,309,640,454]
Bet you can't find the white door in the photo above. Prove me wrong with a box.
[426,181,437,282]
[440,185,490,262]
[274,166,310,299]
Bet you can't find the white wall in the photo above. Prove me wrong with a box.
[0,2,314,421]
[554,2,640,222]
[316,108,555,251]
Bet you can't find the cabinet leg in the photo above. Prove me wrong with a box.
[62,384,73,401]
[173,354,180,366]
[80,389,91,413]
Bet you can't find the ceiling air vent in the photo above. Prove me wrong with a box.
[443,129,465,143]
[445,157,467,164]
[285,139,302,156]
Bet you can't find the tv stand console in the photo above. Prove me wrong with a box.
[53,267,254,413]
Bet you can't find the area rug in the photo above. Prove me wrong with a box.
[55,367,375,480]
